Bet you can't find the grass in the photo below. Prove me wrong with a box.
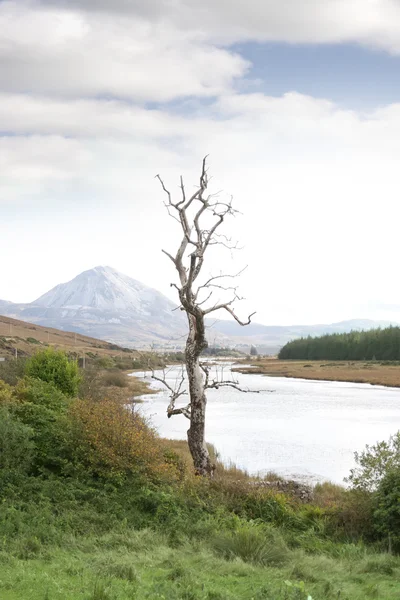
[235,359,400,388]
[0,528,400,599]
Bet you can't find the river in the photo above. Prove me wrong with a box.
[133,364,400,484]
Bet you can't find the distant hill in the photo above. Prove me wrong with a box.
[0,314,136,359]
[1,266,396,352]
[208,318,398,354]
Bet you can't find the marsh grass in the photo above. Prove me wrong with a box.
[237,359,400,388]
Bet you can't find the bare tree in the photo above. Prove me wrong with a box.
[155,157,255,476]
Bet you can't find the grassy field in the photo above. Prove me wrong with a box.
[235,359,400,388]
[2,527,400,600]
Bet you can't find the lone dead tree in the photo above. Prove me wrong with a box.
[155,157,255,476]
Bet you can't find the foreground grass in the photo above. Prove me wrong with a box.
[1,528,400,600]
[235,359,400,388]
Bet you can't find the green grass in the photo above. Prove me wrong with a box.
[0,528,400,600]
[0,473,399,599]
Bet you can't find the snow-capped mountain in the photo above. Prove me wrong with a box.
[1,266,186,347]
[34,266,177,316]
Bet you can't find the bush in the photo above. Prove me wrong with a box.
[0,380,13,404]
[324,489,375,542]
[10,378,71,474]
[96,356,115,369]
[0,406,34,474]
[0,359,27,385]
[69,398,178,482]
[25,348,81,396]
[102,371,129,388]
[14,377,70,412]
[374,468,400,552]
[212,523,289,566]
[346,432,400,491]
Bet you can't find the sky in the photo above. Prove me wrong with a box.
[2,0,400,326]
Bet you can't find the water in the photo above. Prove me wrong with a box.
[132,364,400,484]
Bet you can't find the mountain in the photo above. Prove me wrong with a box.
[1,266,186,347]
[1,266,397,351]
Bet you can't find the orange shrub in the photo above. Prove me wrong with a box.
[69,398,178,482]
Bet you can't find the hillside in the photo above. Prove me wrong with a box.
[0,314,135,359]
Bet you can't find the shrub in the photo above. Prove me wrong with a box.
[346,432,400,491]
[25,348,81,396]
[0,406,34,474]
[325,488,375,542]
[0,380,13,404]
[11,378,71,474]
[0,358,27,385]
[374,468,400,552]
[96,356,115,369]
[212,523,290,566]
[101,371,129,388]
[14,377,70,412]
[69,398,177,481]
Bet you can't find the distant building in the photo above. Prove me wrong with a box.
[0,357,5,362]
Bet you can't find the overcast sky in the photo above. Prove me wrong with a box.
[1,0,400,325]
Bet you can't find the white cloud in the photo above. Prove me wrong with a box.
[1,88,400,323]
[37,0,400,53]
[0,1,247,101]
[2,0,400,324]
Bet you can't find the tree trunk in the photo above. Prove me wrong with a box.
[185,312,213,476]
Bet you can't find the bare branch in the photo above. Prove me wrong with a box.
[162,249,177,265]
[206,380,259,393]
[151,367,191,419]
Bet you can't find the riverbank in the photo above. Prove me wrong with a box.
[234,359,400,388]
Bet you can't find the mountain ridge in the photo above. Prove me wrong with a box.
[1,266,397,351]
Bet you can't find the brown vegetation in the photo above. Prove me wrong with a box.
[235,358,400,387]
[0,314,135,359]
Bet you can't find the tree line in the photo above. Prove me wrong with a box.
[278,326,400,361]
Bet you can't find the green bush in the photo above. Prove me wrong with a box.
[374,468,400,552]
[25,348,81,396]
[0,406,34,474]
[96,356,115,369]
[211,523,289,566]
[346,431,400,491]
[15,377,70,412]
[10,378,71,475]
[0,358,27,385]
[0,380,13,404]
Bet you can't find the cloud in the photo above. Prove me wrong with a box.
[1,87,400,322]
[0,1,247,101]
[37,0,400,53]
[2,0,400,323]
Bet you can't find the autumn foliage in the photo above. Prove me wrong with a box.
[69,398,179,481]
